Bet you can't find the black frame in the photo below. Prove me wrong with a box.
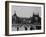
[5,1,45,36]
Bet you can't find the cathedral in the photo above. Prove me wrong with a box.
[12,12,41,31]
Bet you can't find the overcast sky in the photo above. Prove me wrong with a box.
[12,5,41,18]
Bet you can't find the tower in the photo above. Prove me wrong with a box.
[33,12,39,17]
[31,12,41,24]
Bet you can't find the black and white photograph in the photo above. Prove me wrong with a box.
[12,6,41,31]
[5,1,45,36]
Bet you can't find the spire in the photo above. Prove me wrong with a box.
[33,12,39,17]
[33,12,34,16]
[14,10,17,16]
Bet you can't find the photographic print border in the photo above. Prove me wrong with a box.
[5,1,45,36]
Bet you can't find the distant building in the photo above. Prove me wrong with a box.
[31,13,41,25]
[12,12,41,25]
[12,13,41,31]
[12,13,32,24]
